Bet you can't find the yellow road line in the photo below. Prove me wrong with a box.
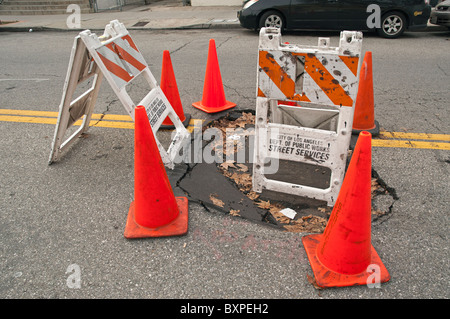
[0,109,59,117]
[0,115,58,125]
[0,110,198,132]
[0,114,200,131]
[378,131,450,142]
[0,109,133,121]
[1,109,449,150]
[372,139,450,151]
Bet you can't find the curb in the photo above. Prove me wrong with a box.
[0,22,242,32]
[0,20,447,33]
[424,25,449,31]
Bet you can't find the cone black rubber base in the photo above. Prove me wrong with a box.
[160,114,191,130]
[352,120,380,137]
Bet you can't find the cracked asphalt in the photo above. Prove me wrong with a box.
[0,28,449,303]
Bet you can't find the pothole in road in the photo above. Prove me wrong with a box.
[173,110,398,233]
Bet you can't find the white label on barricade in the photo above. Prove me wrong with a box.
[253,28,363,206]
[267,130,332,165]
[49,20,190,169]
[146,92,167,128]
[138,86,190,168]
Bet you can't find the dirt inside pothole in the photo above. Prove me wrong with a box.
[177,110,397,233]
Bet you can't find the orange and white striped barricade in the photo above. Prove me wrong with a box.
[48,35,104,165]
[252,27,363,206]
[49,20,190,169]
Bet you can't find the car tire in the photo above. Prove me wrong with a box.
[376,11,407,39]
[259,10,285,30]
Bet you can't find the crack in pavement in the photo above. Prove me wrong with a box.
[167,110,399,232]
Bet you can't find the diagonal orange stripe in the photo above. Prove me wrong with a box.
[106,43,146,72]
[259,50,295,97]
[297,53,353,106]
[259,50,310,102]
[97,52,133,83]
[295,92,311,103]
[121,35,139,52]
[339,56,359,77]
[257,87,266,97]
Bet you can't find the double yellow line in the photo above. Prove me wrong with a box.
[1,108,449,151]
[373,132,450,151]
[0,108,198,133]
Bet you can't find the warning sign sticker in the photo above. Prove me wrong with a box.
[146,95,167,128]
[267,133,331,164]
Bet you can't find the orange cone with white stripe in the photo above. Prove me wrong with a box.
[192,39,236,113]
[352,51,380,136]
[302,131,390,288]
[124,105,188,239]
[160,50,190,129]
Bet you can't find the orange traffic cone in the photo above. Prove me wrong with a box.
[192,39,236,113]
[302,131,390,288]
[352,51,380,136]
[160,50,191,129]
[124,105,188,239]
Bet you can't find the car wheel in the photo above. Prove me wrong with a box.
[259,10,285,30]
[377,12,407,38]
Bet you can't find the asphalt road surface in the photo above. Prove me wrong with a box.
[0,27,449,304]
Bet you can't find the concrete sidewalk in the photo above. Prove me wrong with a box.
[1,0,446,33]
[0,0,241,32]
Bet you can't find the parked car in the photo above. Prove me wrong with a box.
[430,0,445,7]
[237,0,432,38]
[430,0,450,27]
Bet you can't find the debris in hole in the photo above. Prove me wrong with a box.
[180,110,398,233]
[209,193,225,208]
[207,111,333,233]
[230,209,241,217]
[280,208,297,219]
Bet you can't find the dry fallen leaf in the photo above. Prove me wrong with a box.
[236,163,249,172]
[246,191,260,200]
[235,120,247,128]
[283,215,327,233]
[220,160,236,170]
[229,209,240,216]
[372,209,385,217]
[270,211,291,224]
[240,112,255,123]
[306,274,322,290]
[317,206,332,216]
[229,172,252,192]
[209,194,225,208]
[256,200,271,210]
[371,178,382,199]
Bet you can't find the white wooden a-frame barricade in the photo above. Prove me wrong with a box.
[48,34,103,165]
[252,28,363,206]
[49,20,190,169]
